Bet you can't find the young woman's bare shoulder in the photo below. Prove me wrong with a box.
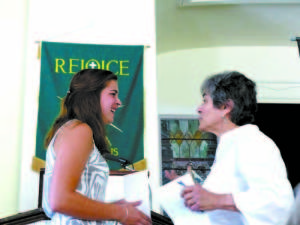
[65,120,92,135]
[54,120,93,153]
[65,121,93,141]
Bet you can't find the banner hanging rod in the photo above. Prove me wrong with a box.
[35,41,150,48]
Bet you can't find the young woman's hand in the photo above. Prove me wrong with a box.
[120,201,152,225]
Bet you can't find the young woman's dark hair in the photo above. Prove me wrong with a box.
[44,69,118,154]
[201,71,257,126]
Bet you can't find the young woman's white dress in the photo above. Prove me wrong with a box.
[40,121,120,225]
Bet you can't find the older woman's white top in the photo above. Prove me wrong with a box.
[201,124,294,225]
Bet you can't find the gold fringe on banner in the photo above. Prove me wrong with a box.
[37,42,41,59]
[132,158,147,171]
[31,156,45,173]
[119,158,147,171]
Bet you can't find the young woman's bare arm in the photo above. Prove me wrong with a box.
[49,123,151,224]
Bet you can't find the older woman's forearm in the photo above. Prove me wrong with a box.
[214,193,239,212]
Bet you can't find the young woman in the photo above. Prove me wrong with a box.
[41,69,151,225]
[180,71,294,224]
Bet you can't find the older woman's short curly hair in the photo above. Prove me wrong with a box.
[201,71,257,126]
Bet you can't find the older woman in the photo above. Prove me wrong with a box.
[181,71,294,225]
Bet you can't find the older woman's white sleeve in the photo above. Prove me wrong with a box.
[232,139,294,225]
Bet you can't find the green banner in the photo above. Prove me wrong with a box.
[36,41,144,170]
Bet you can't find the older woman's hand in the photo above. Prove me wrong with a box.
[181,184,218,211]
[181,184,239,212]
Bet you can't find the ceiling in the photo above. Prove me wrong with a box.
[155,0,300,54]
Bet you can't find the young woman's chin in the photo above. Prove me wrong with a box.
[107,116,115,124]
[102,113,115,125]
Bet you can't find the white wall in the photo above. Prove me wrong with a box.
[0,0,159,217]
[157,46,300,115]
[0,0,28,218]
[156,1,300,115]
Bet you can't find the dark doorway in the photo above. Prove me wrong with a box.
[255,103,300,188]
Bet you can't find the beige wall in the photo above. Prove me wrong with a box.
[156,1,300,114]
[157,46,300,115]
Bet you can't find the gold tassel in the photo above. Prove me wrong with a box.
[31,156,45,173]
[37,42,41,59]
[119,158,147,171]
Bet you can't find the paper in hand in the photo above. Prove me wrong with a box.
[155,173,209,224]
[105,170,151,217]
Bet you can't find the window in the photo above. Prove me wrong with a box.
[160,115,218,185]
